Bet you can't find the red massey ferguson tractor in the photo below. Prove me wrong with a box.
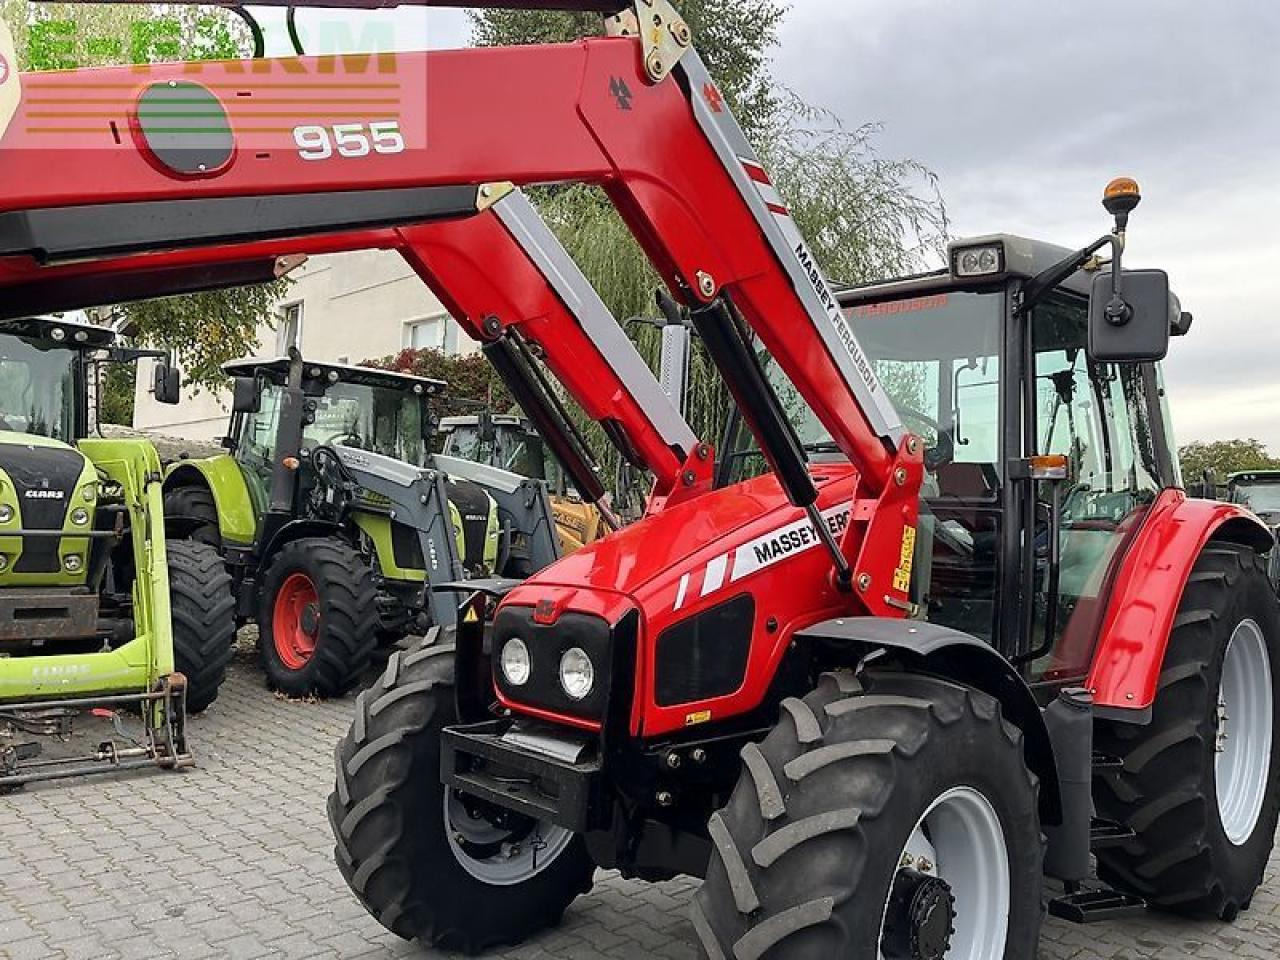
[0,3,1276,957]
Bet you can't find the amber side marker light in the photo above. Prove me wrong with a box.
[1029,455,1070,481]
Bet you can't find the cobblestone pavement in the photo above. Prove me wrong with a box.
[2,643,1278,960]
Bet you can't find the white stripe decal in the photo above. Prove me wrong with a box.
[673,573,690,611]
[702,554,729,596]
[756,181,785,210]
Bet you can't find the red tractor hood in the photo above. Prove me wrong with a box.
[503,463,861,621]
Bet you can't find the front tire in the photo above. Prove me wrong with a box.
[1095,542,1280,919]
[167,539,235,713]
[258,538,378,698]
[327,641,595,954]
[693,671,1043,960]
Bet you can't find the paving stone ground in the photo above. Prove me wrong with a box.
[2,640,1278,959]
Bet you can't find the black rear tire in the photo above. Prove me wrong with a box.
[328,641,595,954]
[167,539,235,713]
[163,485,221,548]
[1095,542,1280,919]
[258,538,378,698]
[693,670,1043,960]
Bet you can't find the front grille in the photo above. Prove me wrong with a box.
[654,593,754,706]
[447,480,491,573]
[2,446,82,573]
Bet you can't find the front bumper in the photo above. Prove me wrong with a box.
[441,718,603,833]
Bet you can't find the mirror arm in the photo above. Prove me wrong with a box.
[1019,233,1116,315]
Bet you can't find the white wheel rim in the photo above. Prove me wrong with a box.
[1216,618,1273,846]
[444,790,575,886]
[879,785,1009,960]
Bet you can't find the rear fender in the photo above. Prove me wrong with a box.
[163,457,256,546]
[796,616,1063,825]
[1086,488,1273,717]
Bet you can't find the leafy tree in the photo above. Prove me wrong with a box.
[5,2,289,397]
[1179,439,1280,483]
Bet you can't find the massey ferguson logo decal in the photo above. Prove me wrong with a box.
[794,240,881,396]
[24,489,64,500]
[673,505,851,610]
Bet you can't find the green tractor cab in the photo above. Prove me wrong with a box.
[437,412,608,554]
[165,353,560,698]
[0,316,235,789]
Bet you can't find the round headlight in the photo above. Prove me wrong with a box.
[559,647,595,701]
[71,507,89,525]
[0,504,12,524]
[500,637,531,686]
[64,554,83,573]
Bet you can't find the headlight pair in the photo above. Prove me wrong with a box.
[500,637,595,701]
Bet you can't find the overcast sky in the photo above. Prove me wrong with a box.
[264,2,1280,449]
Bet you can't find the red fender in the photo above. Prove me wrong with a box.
[1087,488,1274,713]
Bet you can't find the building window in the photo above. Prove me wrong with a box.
[404,315,447,352]
[277,302,303,354]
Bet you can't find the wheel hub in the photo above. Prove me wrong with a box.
[299,603,320,637]
[882,870,955,960]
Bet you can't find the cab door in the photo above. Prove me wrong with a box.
[1026,294,1171,681]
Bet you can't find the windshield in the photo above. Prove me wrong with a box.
[763,291,1004,472]
[444,423,557,484]
[0,334,78,441]
[303,382,425,464]
[1232,482,1280,514]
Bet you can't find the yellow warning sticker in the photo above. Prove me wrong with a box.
[0,18,18,141]
[892,525,916,593]
[684,709,712,727]
[463,606,479,623]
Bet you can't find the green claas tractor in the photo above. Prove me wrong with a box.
[0,316,235,789]
[437,412,608,555]
[163,352,559,698]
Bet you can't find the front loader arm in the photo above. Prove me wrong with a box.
[0,10,921,611]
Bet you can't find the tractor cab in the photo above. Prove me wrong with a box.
[438,413,553,484]
[750,224,1188,682]
[1226,470,1280,527]
[0,315,179,444]
[223,356,440,515]
[438,413,606,553]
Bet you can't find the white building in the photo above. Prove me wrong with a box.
[132,249,476,442]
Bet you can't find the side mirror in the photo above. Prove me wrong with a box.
[152,363,181,405]
[478,410,497,444]
[1087,268,1172,363]
[231,376,260,414]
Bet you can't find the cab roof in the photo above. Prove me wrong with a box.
[1228,470,1280,485]
[222,356,446,395]
[836,233,1172,306]
[0,315,117,349]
